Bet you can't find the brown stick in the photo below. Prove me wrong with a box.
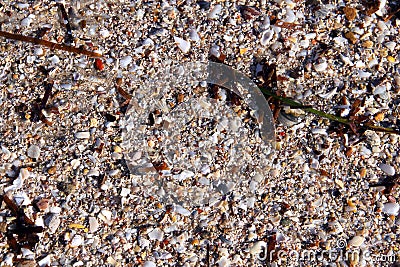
[0,30,101,58]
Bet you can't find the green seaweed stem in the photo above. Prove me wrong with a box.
[259,86,400,135]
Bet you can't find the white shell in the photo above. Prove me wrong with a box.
[250,241,267,255]
[382,203,400,215]
[174,36,191,53]
[208,4,222,19]
[120,56,132,68]
[313,61,328,72]
[348,236,365,247]
[379,163,395,176]
[189,29,200,42]
[75,131,90,139]
[260,29,274,46]
[70,235,84,247]
[148,228,164,241]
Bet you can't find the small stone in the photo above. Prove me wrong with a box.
[47,166,56,175]
[70,234,84,247]
[90,118,98,127]
[27,145,40,159]
[189,29,200,42]
[379,163,396,176]
[348,236,364,247]
[89,217,99,233]
[343,6,357,21]
[38,255,51,267]
[335,179,344,189]
[374,112,385,122]
[345,32,357,44]
[382,203,400,215]
[387,56,396,63]
[113,145,122,153]
[362,40,373,48]
[99,28,110,38]
[120,187,130,197]
[313,60,328,72]
[99,209,113,225]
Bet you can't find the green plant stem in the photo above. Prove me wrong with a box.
[259,87,400,135]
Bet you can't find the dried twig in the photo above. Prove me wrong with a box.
[57,3,74,44]
[0,30,101,57]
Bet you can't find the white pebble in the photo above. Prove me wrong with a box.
[120,56,132,68]
[373,85,386,95]
[27,145,40,159]
[148,228,164,241]
[382,203,400,215]
[70,234,84,247]
[174,36,190,53]
[217,256,230,267]
[210,44,221,58]
[379,163,396,176]
[75,131,90,139]
[208,4,222,19]
[384,41,396,51]
[99,209,112,225]
[120,187,130,197]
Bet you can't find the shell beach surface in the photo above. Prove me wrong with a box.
[0,0,400,266]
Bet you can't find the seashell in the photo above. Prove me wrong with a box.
[174,36,190,53]
[379,163,395,176]
[260,29,274,46]
[382,203,399,215]
[208,4,222,19]
[189,28,200,42]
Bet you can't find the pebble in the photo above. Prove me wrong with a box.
[75,131,90,139]
[382,203,400,216]
[27,145,40,159]
[379,163,395,176]
[89,217,99,233]
[21,16,33,27]
[174,37,190,53]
